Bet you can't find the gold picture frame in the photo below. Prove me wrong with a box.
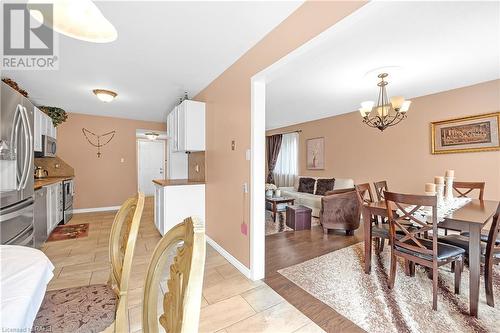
[431,112,500,154]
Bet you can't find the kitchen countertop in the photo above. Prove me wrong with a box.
[153,179,205,187]
[34,176,73,190]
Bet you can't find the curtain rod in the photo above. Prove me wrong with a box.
[267,130,302,136]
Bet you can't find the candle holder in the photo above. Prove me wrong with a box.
[436,183,445,207]
[425,191,436,196]
[445,176,454,204]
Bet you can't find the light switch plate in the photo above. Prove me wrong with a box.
[245,149,251,161]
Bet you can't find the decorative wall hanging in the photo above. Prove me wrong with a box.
[306,137,325,170]
[39,106,68,127]
[82,128,116,157]
[431,112,500,154]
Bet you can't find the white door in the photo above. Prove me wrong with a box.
[138,140,166,196]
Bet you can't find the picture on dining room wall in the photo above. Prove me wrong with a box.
[306,137,325,169]
[431,112,500,154]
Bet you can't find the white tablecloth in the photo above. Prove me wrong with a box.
[0,245,54,331]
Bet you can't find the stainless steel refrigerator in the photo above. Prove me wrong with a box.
[0,81,35,246]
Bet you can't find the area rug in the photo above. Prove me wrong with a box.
[278,242,500,333]
[47,223,89,242]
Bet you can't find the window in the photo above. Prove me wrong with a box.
[273,133,298,187]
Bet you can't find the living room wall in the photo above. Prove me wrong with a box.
[267,79,500,200]
[195,1,367,269]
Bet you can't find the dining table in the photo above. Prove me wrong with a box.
[362,198,500,318]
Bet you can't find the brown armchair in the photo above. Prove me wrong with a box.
[320,188,361,235]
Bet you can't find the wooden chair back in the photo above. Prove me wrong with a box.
[355,183,374,204]
[385,192,437,261]
[108,192,145,295]
[142,217,206,333]
[453,181,485,200]
[373,180,388,201]
[104,192,145,333]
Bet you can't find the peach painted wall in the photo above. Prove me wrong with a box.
[195,1,367,268]
[267,80,500,200]
[57,112,166,209]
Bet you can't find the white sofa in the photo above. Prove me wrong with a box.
[279,176,355,217]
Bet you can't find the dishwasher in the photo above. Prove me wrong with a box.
[34,187,48,249]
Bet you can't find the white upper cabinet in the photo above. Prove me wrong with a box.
[167,100,205,152]
[34,107,57,152]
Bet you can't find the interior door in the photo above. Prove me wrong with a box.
[138,140,165,196]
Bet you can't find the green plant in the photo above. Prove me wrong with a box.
[39,106,68,127]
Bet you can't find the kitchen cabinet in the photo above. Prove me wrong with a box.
[167,100,205,152]
[45,181,63,235]
[34,107,56,152]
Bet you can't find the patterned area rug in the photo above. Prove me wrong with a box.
[279,242,500,333]
[33,284,117,333]
[47,223,89,242]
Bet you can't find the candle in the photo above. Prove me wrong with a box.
[445,170,455,178]
[425,183,436,193]
[434,176,444,184]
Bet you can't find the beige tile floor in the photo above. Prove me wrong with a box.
[41,197,324,333]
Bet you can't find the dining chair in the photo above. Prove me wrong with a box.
[34,193,145,333]
[373,180,389,201]
[355,183,387,253]
[439,203,500,307]
[453,181,485,200]
[385,191,465,310]
[142,216,206,333]
[442,181,486,235]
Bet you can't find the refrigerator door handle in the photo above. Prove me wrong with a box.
[0,199,34,222]
[10,104,23,190]
[21,106,33,190]
[18,105,30,191]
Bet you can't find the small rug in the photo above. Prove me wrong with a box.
[279,242,500,333]
[47,223,89,242]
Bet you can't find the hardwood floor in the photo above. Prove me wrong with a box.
[264,223,366,332]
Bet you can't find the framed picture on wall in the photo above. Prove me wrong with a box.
[431,112,500,154]
[306,137,325,170]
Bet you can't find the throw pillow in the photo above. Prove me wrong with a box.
[315,178,336,196]
[297,177,315,194]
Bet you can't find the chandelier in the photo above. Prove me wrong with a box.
[359,73,411,131]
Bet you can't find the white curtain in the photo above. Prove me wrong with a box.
[273,133,298,187]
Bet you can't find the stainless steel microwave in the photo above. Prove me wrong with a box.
[41,135,56,157]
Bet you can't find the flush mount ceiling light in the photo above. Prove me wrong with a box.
[145,132,160,141]
[359,73,411,131]
[93,89,117,103]
[28,0,117,43]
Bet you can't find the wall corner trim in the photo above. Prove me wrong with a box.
[74,206,121,214]
[205,235,253,280]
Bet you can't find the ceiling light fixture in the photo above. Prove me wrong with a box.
[93,89,117,103]
[28,0,118,43]
[145,132,159,141]
[359,73,411,131]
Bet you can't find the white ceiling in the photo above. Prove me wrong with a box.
[265,1,500,130]
[4,1,302,122]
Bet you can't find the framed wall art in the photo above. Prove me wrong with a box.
[431,112,500,154]
[306,137,324,170]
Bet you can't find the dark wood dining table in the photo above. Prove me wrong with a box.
[362,198,499,317]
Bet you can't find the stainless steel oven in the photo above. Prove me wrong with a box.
[41,135,56,157]
[63,179,74,224]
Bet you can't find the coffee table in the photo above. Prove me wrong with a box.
[265,197,295,222]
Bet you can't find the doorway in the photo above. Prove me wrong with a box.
[137,139,166,196]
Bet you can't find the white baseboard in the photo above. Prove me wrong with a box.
[73,206,121,214]
[205,235,252,280]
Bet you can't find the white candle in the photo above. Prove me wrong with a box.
[445,170,455,178]
[434,176,445,184]
[425,183,436,193]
